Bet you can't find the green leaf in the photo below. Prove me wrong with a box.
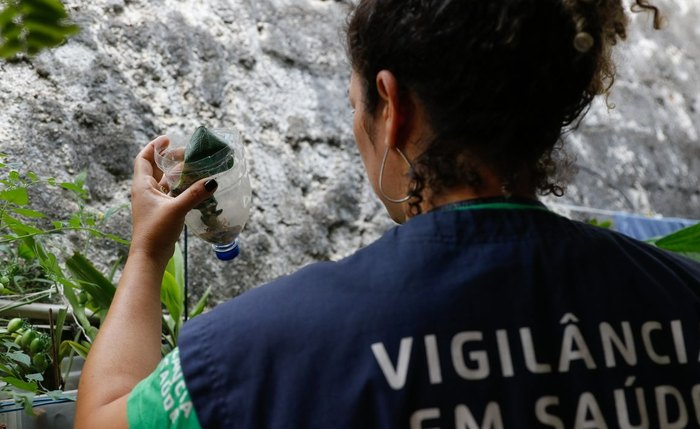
[6,351,30,366]
[102,232,130,245]
[0,38,23,59]
[161,271,182,324]
[45,389,74,401]
[12,391,37,416]
[21,5,67,22]
[2,376,37,391]
[2,213,43,235]
[61,340,89,359]
[2,339,19,350]
[102,204,128,223]
[65,252,116,310]
[11,207,45,218]
[60,182,86,197]
[2,377,39,392]
[68,213,81,228]
[189,286,211,319]
[1,21,22,39]
[0,188,29,205]
[25,372,43,382]
[168,242,186,293]
[0,6,18,28]
[25,29,63,49]
[22,0,66,16]
[52,307,67,357]
[655,223,700,253]
[56,277,95,340]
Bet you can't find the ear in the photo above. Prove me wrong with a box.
[375,70,403,149]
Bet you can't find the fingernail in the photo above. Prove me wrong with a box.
[205,179,218,192]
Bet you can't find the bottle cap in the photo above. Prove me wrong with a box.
[214,241,240,261]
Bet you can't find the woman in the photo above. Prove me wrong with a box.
[76,1,700,428]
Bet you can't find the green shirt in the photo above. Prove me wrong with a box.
[127,348,202,429]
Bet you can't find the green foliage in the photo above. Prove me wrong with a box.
[0,0,78,59]
[651,223,700,262]
[1,318,54,415]
[0,156,126,406]
[586,218,613,229]
[0,154,209,411]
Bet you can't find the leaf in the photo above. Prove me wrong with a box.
[102,232,130,245]
[2,339,19,350]
[1,21,22,39]
[102,204,128,223]
[160,270,182,324]
[60,182,86,197]
[68,213,81,228]
[2,213,44,236]
[7,351,31,366]
[655,223,700,253]
[61,340,90,359]
[0,38,23,59]
[25,372,43,381]
[2,376,36,391]
[168,242,186,293]
[57,278,95,341]
[12,391,37,416]
[11,207,45,218]
[46,389,74,401]
[189,286,211,319]
[0,6,17,27]
[65,252,116,310]
[22,0,66,16]
[53,307,67,358]
[0,187,29,205]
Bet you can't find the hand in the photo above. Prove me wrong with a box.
[129,136,217,265]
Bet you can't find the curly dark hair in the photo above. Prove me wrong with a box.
[346,0,661,214]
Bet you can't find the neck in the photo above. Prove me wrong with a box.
[419,189,537,214]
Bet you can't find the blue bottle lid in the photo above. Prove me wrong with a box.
[213,241,240,261]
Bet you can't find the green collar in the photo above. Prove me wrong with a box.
[434,198,550,213]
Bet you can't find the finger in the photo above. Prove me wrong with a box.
[133,143,156,179]
[170,178,218,217]
[148,136,170,183]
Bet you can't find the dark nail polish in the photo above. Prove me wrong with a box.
[205,179,218,192]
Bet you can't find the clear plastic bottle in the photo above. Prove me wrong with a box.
[155,128,252,261]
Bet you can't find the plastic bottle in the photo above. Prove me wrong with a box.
[155,128,252,261]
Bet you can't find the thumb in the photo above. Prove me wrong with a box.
[171,179,219,216]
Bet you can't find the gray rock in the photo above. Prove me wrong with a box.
[0,0,697,310]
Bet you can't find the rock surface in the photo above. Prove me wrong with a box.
[0,0,697,305]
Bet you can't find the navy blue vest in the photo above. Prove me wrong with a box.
[180,204,700,428]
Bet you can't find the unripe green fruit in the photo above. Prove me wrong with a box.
[32,353,49,372]
[20,330,37,348]
[7,318,23,333]
[0,276,9,284]
[29,337,47,354]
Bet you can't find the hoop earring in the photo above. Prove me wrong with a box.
[378,145,412,204]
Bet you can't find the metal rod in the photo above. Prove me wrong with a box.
[183,225,189,321]
[0,300,94,321]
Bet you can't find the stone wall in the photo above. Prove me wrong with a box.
[0,0,697,305]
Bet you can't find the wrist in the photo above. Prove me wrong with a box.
[127,244,174,269]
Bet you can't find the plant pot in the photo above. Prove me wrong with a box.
[0,391,76,429]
